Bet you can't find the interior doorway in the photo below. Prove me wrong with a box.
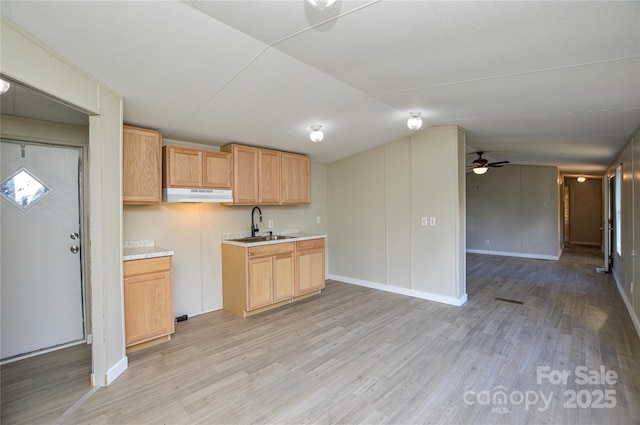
[562,175,603,247]
[0,79,92,423]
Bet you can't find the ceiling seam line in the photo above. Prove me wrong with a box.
[167,1,384,139]
[368,55,640,97]
[269,0,382,48]
[164,45,272,139]
[437,108,640,123]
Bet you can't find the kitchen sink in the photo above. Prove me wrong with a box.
[231,235,297,243]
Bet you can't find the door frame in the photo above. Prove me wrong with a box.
[2,18,127,387]
[603,175,612,273]
[561,173,606,267]
[0,130,91,359]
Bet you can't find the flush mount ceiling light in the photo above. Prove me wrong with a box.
[472,166,489,175]
[0,78,10,94]
[309,124,324,143]
[577,176,586,183]
[307,0,338,10]
[407,111,423,130]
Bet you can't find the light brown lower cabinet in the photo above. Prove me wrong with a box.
[123,256,175,352]
[295,238,325,295]
[222,238,325,317]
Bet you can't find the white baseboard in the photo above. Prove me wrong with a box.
[327,274,467,306]
[104,356,128,386]
[466,249,559,261]
[612,273,640,339]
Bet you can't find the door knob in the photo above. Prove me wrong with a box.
[70,245,79,254]
[70,232,79,240]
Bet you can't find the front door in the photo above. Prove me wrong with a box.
[1,141,85,360]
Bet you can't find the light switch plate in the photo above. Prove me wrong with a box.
[421,217,428,226]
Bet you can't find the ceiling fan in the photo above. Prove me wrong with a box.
[469,151,510,175]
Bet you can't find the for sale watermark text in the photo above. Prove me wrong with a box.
[537,366,618,386]
[464,365,618,414]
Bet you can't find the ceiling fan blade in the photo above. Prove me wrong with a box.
[488,161,510,167]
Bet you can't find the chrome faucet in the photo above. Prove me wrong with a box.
[251,206,262,237]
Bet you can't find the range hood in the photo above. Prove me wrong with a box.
[162,188,232,203]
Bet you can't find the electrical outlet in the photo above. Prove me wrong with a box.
[485,239,490,245]
[421,217,428,226]
[268,220,274,229]
[317,216,321,224]
[429,217,436,226]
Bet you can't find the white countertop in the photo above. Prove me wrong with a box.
[222,233,326,247]
[123,240,174,261]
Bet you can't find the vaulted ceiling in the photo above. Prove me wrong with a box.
[1,1,638,172]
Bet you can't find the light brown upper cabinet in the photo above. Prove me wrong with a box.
[221,144,309,205]
[203,151,233,188]
[259,149,281,204]
[221,144,258,204]
[123,125,162,205]
[282,153,310,204]
[163,145,231,189]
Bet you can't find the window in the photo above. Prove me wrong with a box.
[0,167,51,211]
[615,164,622,256]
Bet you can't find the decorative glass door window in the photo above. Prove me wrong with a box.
[0,167,52,211]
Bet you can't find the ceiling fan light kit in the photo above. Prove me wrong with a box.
[469,151,510,175]
[407,111,423,130]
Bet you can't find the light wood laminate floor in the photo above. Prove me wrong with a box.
[1,342,91,424]
[4,246,640,424]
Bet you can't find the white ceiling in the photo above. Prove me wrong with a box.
[1,0,638,172]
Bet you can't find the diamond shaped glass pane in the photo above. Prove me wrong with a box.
[0,168,52,211]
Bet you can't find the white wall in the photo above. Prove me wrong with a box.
[327,126,467,305]
[123,150,328,317]
[608,125,640,336]
[466,164,561,260]
[1,18,126,385]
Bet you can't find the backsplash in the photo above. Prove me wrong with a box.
[123,239,155,249]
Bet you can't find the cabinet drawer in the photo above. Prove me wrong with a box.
[124,256,171,276]
[248,242,295,258]
[296,238,325,251]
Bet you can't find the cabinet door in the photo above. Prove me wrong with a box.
[273,252,295,301]
[124,270,174,346]
[123,125,162,204]
[259,149,281,204]
[248,256,273,310]
[203,151,232,189]
[296,239,325,295]
[232,145,259,204]
[282,153,310,204]
[164,146,202,187]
